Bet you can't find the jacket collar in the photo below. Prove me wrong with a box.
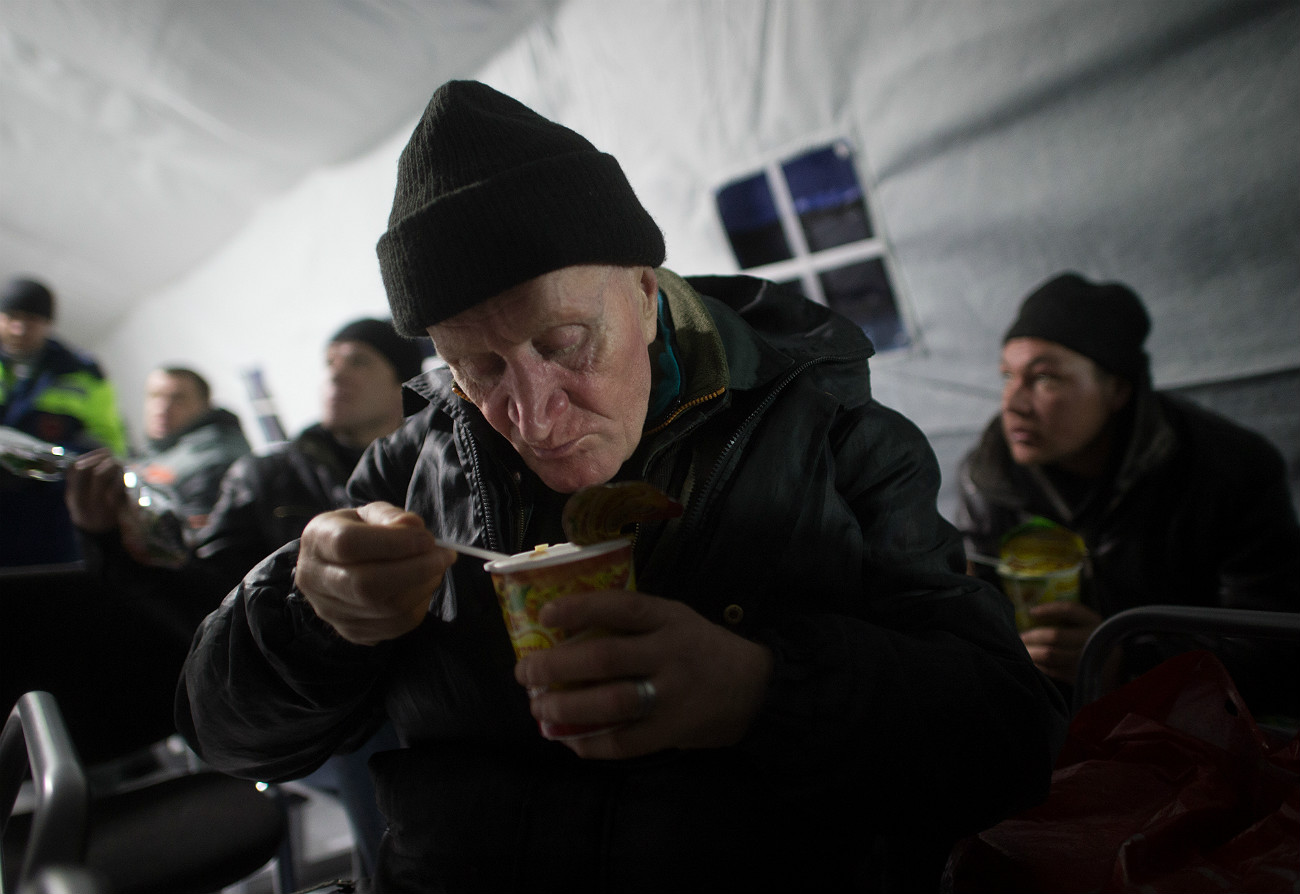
[969,383,1177,520]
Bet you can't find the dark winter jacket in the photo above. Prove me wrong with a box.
[2,337,127,565]
[194,423,363,594]
[956,388,1300,711]
[133,406,251,533]
[178,270,1068,892]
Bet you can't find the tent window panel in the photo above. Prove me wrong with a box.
[820,258,908,352]
[781,143,873,251]
[714,139,911,355]
[715,173,792,268]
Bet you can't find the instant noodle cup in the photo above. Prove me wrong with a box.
[486,538,635,739]
[996,519,1086,631]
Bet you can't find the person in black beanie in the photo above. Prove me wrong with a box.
[179,80,1068,892]
[2,275,128,565]
[956,271,1300,713]
[63,316,418,874]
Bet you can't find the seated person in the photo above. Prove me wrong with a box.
[68,319,422,874]
[70,365,251,567]
[1,276,127,566]
[956,272,1300,712]
[194,318,424,593]
[177,79,1068,892]
[133,366,252,536]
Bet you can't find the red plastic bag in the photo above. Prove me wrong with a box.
[947,651,1300,893]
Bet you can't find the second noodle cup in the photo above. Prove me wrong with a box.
[486,538,635,739]
[996,519,1086,631]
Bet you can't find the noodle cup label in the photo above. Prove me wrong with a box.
[486,538,635,739]
[997,520,1086,631]
[998,563,1083,631]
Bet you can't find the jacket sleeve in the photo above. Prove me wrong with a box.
[171,425,252,526]
[737,401,1069,838]
[193,454,287,596]
[175,542,393,782]
[78,373,128,456]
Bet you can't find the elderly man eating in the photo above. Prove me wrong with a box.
[178,80,1067,892]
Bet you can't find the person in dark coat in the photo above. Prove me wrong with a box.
[194,318,425,593]
[956,272,1300,713]
[66,317,421,869]
[1,276,127,566]
[133,366,251,534]
[178,80,1068,893]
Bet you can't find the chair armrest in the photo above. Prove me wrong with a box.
[1073,606,1300,713]
[1,692,89,893]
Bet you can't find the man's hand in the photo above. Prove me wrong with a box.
[295,501,457,646]
[514,590,774,759]
[65,449,128,533]
[1020,601,1103,684]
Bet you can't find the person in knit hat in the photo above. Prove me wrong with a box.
[65,316,418,875]
[957,271,1300,713]
[180,81,1067,891]
[2,275,128,566]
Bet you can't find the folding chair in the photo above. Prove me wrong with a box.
[2,690,290,894]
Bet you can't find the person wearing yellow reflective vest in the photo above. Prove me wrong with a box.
[1,277,128,566]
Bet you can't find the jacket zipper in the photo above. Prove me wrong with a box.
[462,424,523,555]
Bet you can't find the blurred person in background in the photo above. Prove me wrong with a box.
[67,365,251,572]
[64,316,423,875]
[193,316,423,876]
[1,276,127,567]
[956,272,1300,714]
[194,317,426,590]
[135,366,252,533]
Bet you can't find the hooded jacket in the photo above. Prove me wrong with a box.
[179,271,1067,891]
[133,406,252,532]
[956,385,1300,710]
[2,337,127,565]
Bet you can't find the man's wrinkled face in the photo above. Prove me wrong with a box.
[0,310,52,359]
[1000,337,1131,476]
[428,265,659,494]
[144,370,209,441]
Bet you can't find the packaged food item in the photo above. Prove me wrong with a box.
[486,539,635,739]
[997,518,1087,631]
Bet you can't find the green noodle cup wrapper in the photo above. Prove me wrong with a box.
[997,520,1086,632]
[486,538,635,739]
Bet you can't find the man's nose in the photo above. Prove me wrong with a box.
[506,365,567,442]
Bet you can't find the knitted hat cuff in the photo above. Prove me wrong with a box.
[1,278,55,321]
[380,150,664,335]
[1003,272,1151,386]
[328,318,425,384]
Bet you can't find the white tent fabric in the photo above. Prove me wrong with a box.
[0,0,556,343]
[3,0,1296,520]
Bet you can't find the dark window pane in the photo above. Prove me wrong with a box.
[782,143,873,252]
[715,173,792,268]
[819,258,909,352]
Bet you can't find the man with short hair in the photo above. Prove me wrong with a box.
[65,317,419,875]
[1,276,127,566]
[956,271,1300,709]
[178,81,1067,891]
[134,366,251,533]
[66,365,250,569]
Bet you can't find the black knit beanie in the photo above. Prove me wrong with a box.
[329,318,425,384]
[376,80,666,336]
[1,277,55,321]
[1004,272,1151,386]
